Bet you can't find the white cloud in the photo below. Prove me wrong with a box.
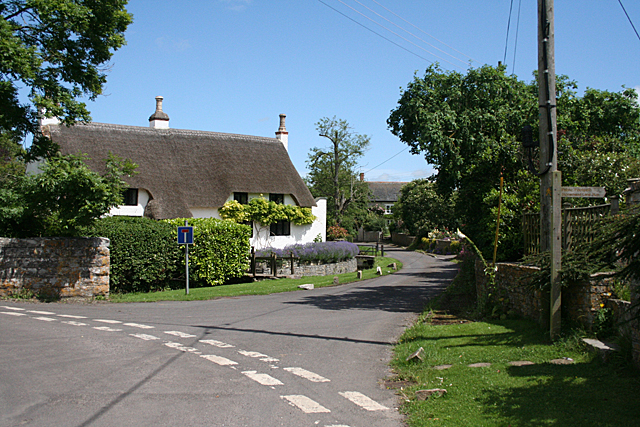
[155,37,191,52]
[219,0,251,12]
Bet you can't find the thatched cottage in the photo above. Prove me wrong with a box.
[38,97,326,249]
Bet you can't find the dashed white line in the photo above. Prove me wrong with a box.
[164,331,196,338]
[62,320,87,326]
[281,395,331,413]
[283,367,330,383]
[242,371,283,386]
[200,339,234,348]
[1,306,25,311]
[1,311,26,316]
[93,326,122,332]
[33,316,56,322]
[238,350,279,362]
[123,322,154,329]
[339,391,389,411]
[94,319,122,324]
[200,354,238,366]
[28,310,55,315]
[57,314,86,319]
[164,342,201,354]
[130,333,159,341]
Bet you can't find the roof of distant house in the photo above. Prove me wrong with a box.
[367,181,408,203]
[46,122,316,219]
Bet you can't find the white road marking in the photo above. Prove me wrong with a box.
[94,319,122,324]
[339,392,389,411]
[242,371,283,386]
[62,320,87,326]
[238,350,279,362]
[1,311,26,316]
[283,367,330,383]
[123,322,154,329]
[28,310,55,315]
[200,354,238,366]
[57,314,86,319]
[1,306,25,311]
[164,330,196,338]
[280,395,331,413]
[164,342,201,354]
[33,316,56,322]
[130,333,159,341]
[200,339,234,348]
[93,326,122,332]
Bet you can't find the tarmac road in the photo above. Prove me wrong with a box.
[0,246,458,427]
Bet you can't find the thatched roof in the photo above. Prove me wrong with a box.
[367,181,408,203]
[47,122,316,219]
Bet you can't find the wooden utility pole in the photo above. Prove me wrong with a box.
[538,0,562,339]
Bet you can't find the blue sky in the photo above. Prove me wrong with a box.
[83,0,640,182]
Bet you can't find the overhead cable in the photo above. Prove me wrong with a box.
[618,0,640,42]
[316,0,436,64]
[503,0,515,65]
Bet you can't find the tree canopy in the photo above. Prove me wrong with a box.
[305,116,371,232]
[388,65,640,260]
[0,0,132,157]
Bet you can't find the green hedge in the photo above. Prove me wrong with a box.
[88,216,182,293]
[164,218,251,286]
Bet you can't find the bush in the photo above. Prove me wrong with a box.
[88,216,182,293]
[256,241,358,264]
[164,218,251,286]
[327,224,348,241]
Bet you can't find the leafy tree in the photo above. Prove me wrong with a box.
[305,116,371,232]
[0,0,132,157]
[2,153,136,237]
[393,179,457,236]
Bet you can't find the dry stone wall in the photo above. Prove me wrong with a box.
[0,237,109,300]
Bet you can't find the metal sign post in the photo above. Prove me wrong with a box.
[177,221,194,295]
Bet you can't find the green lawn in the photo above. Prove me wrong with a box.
[110,255,401,303]
[392,317,640,427]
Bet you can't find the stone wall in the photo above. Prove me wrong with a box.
[391,232,416,247]
[0,237,109,300]
[257,258,357,278]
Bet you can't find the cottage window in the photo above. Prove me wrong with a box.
[385,204,394,215]
[269,193,284,204]
[270,220,290,236]
[123,188,138,206]
[234,192,248,204]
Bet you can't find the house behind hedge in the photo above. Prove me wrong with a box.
[38,97,326,249]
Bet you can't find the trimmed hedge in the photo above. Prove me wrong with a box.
[164,218,251,286]
[87,216,182,293]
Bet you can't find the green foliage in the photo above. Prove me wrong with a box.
[394,179,457,235]
[87,216,182,293]
[305,116,371,228]
[219,197,315,226]
[0,0,132,158]
[388,65,640,261]
[164,218,251,286]
[1,153,135,237]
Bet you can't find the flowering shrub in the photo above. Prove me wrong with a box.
[327,224,348,241]
[256,241,358,264]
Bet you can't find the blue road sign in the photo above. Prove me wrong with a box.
[177,226,194,244]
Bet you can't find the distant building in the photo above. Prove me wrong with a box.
[361,173,408,215]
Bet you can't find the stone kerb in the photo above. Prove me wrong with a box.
[0,237,110,300]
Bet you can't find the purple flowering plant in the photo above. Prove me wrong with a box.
[256,241,359,264]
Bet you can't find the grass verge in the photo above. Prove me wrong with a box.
[391,316,640,426]
[110,255,402,303]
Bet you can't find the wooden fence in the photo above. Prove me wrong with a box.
[523,204,611,255]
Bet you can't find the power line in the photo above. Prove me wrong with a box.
[331,0,465,69]
[316,0,436,64]
[362,146,409,175]
[351,0,470,68]
[503,0,515,65]
[618,0,640,42]
[369,0,480,65]
[511,0,523,75]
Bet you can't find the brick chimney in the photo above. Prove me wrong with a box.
[360,172,365,181]
[149,96,170,129]
[275,113,288,151]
